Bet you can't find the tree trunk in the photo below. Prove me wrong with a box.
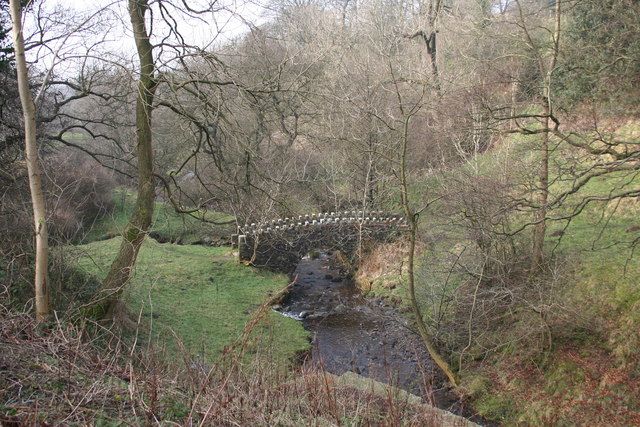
[426,31,441,95]
[424,0,442,96]
[399,115,458,387]
[531,0,560,270]
[405,219,459,387]
[531,110,549,269]
[91,0,157,318]
[10,0,50,322]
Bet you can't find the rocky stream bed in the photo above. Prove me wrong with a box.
[274,251,486,424]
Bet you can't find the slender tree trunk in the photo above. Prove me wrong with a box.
[510,80,518,131]
[424,0,442,96]
[365,112,377,207]
[531,110,549,268]
[92,0,157,318]
[10,0,50,322]
[426,32,441,95]
[399,115,458,387]
[531,0,561,269]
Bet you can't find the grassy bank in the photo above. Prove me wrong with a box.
[357,122,640,424]
[83,189,235,245]
[69,188,309,365]
[470,171,640,424]
[68,237,309,365]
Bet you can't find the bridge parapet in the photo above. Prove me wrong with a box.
[237,211,407,236]
[234,211,408,272]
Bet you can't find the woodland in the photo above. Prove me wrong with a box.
[1,0,639,424]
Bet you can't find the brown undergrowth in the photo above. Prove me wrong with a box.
[355,241,407,300]
[0,285,463,426]
[466,343,640,425]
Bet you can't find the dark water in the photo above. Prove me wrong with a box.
[276,252,484,422]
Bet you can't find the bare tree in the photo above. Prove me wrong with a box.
[405,0,444,95]
[517,0,562,269]
[9,0,49,322]
[91,0,157,317]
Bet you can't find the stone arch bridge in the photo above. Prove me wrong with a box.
[235,211,409,273]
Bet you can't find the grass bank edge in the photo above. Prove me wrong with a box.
[69,237,310,366]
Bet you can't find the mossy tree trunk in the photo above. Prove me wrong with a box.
[10,0,50,322]
[93,0,157,317]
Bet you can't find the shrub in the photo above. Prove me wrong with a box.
[45,149,117,242]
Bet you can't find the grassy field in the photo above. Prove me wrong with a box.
[69,238,309,365]
[68,189,309,365]
[83,188,235,245]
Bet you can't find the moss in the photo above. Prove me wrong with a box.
[463,373,518,423]
[124,226,139,243]
[462,373,492,399]
[94,414,130,426]
[161,397,190,421]
[475,393,516,422]
[516,400,561,425]
[80,301,109,321]
[0,405,18,417]
[545,360,586,395]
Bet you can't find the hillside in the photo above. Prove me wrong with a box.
[2,0,639,424]
[357,125,640,424]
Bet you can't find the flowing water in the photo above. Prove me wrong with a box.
[276,251,483,421]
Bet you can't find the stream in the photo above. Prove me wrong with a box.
[275,251,483,422]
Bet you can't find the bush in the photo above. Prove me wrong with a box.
[0,148,118,308]
[45,150,117,242]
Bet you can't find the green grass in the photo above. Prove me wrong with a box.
[547,171,640,364]
[84,189,235,245]
[71,188,308,365]
[69,237,309,365]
